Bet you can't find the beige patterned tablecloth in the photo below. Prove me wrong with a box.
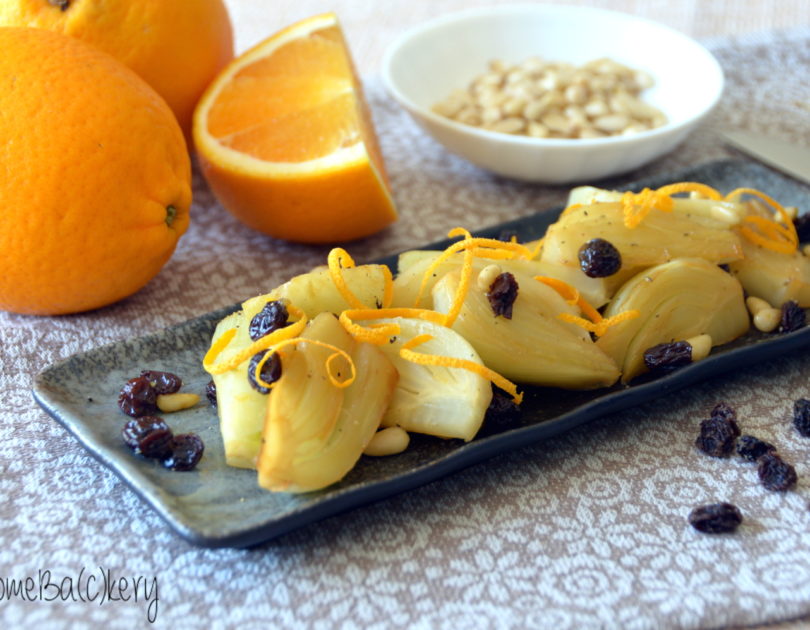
[2,1,810,628]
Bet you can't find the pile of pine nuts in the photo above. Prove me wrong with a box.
[432,56,667,139]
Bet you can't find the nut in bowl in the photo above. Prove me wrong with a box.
[382,4,724,183]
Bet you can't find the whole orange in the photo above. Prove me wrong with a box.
[0,0,234,140]
[0,27,192,316]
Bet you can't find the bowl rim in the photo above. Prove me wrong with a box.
[380,3,725,149]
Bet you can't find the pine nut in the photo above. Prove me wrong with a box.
[746,296,772,316]
[477,264,503,291]
[687,334,713,362]
[363,427,410,457]
[754,308,782,332]
[156,392,200,413]
[432,56,666,139]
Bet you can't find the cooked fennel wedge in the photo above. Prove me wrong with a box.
[540,202,744,293]
[567,186,748,227]
[392,252,610,310]
[727,228,810,308]
[258,312,398,493]
[431,268,620,389]
[206,297,279,469]
[596,258,749,383]
[363,317,493,441]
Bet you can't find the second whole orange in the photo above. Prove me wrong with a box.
[0,27,192,316]
[0,0,234,140]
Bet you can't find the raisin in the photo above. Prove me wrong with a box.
[247,351,282,394]
[162,434,204,471]
[710,402,738,428]
[496,228,519,243]
[139,370,182,395]
[205,380,217,408]
[688,503,743,533]
[794,214,810,243]
[794,398,810,437]
[695,416,738,457]
[122,416,173,458]
[736,435,776,461]
[758,453,797,491]
[249,300,290,341]
[118,376,158,417]
[643,341,692,372]
[779,300,806,333]
[486,272,519,319]
[577,238,622,278]
[482,388,522,433]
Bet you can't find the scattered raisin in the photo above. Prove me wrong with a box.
[121,416,173,458]
[794,214,810,243]
[486,272,519,319]
[118,376,158,417]
[247,351,282,394]
[577,238,622,278]
[736,435,776,462]
[140,370,182,395]
[779,300,806,333]
[249,300,290,341]
[48,0,70,10]
[793,398,810,437]
[696,416,739,457]
[496,228,519,243]
[206,380,217,408]
[710,402,739,427]
[482,388,522,433]
[643,341,692,372]
[688,503,743,533]
[758,453,797,491]
[162,434,205,471]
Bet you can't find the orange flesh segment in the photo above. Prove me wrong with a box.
[206,24,379,167]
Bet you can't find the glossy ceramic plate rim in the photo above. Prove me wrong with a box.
[33,159,810,547]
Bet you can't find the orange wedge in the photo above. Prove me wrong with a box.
[193,13,398,243]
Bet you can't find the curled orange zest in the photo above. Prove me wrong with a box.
[656,182,722,200]
[443,228,475,328]
[621,188,673,228]
[339,307,446,345]
[400,334,523,404]
[254,337,356,390]
[327,248,369,310]
[725,187,798,254]
[413,229,536,307]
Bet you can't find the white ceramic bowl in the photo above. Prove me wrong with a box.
[381,4,724,184]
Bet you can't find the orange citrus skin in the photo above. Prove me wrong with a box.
[0,0,234,140]
[199,155,396,244]
[194,13,398,244]
[0,27,191,316]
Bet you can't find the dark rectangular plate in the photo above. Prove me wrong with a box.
[33,159,810,548]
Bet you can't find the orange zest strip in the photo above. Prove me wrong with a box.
[339,307,447,345]
[253,337,356,390]
[619,182,722,229]
[725,187,798,254]
[621,188,674,228]
[327,247,369,310]
[400,334,523,404]
[656,182,722,200]
[534,276,601,323]
[558,310,641,337]
[442,229,475,328]
[413,229,537,307]
[204,306,308,374]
